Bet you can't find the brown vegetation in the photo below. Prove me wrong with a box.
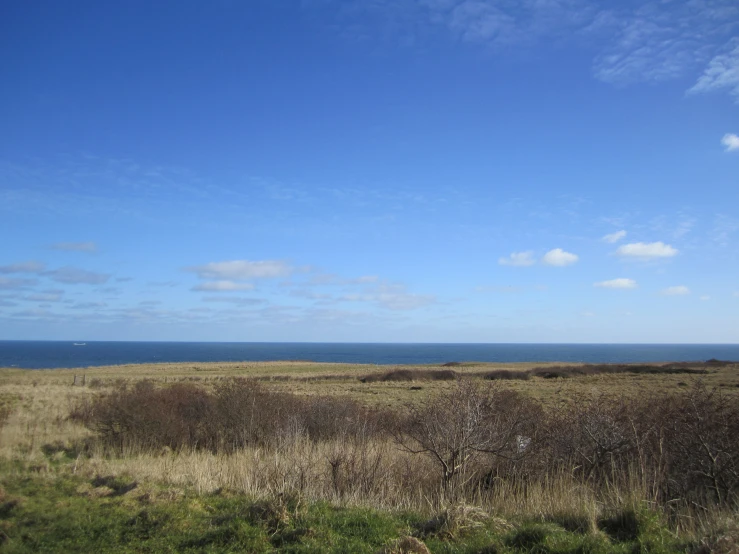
[359,369,457,383]
[3,360,738,548]
[68,377,739,514]
[70,378,388,453]
[528,363,711,378]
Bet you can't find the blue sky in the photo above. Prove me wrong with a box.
[1,0,738,343]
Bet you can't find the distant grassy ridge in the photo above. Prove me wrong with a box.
[355,360,733,383]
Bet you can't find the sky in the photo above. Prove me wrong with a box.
[0,0,738,343]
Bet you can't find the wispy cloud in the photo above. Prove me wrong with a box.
[201,296,266,306]
[498,251,535,267]
[0,277,38,290]
[616,241,678,259]
[69,301,108,309]
[0,261,45,274]
[23,290,64,302]
[710,215,739,246]
[44,267,111,285]
[602,230,626,243]
[721,133,739,152]
[339,282,435,311]
[541,248,578,266]
[689,39,739,103]
[186,260,293,280]
[593,2,738,87]
[661,285,690,296]
[192,281,256,292]
[147,281,178,288]
[375,285,435,310]
[594,278,637,289]
[50,241,98,253]
[312,0,739,97]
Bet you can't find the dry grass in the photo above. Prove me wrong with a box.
[378,535,431,554]
[1,359,738,548]
[417,503,498,539]
[3,360,736,410]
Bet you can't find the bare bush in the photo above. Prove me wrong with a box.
[394,380,541,493]
[72,378,388,454]
[69,376,739,513]
[661,384,739,506]
[359,369,457,383]
[70,381,215,451]
[529,364,709,379]
[485,370,530,381]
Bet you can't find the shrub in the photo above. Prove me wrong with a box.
[485,370,530,381]
[359,369,457,383]
[394,380,542,491]
[70,376,739,514]
[660,384,739,506]
[528,364,709,378]
[73,378,389,453]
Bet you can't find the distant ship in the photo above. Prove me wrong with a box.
[73,343,86,346]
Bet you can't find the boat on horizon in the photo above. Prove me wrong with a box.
[73,343,86,346]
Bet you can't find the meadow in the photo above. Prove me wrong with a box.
[0,359,737,553]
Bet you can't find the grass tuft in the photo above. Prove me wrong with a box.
[417,503,497,539]
[379,535,431,554]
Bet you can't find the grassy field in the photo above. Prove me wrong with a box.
[2,359,737,409]
[1,360,738,552]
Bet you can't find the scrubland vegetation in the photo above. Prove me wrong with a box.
[1,360,738,552]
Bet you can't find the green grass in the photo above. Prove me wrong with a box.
[0,462,692,553]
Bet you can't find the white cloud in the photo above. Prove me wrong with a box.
[192,281,255,292]
[594,278,637,289]
[498,251,536,267]
[51,241,98,253]
[700,295,711,301]
[186,260,293,280]
[689,41,739,103]
[616,241,678,259]
[0,261,45,274]
[721,133,739,152]
[541,248,579,266]
[602,230,626,243]
[661,285,690,296]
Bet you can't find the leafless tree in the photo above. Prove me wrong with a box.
[394,380,538,493]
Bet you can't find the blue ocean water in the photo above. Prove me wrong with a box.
[1,341,738,369]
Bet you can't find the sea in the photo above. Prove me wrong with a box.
[1,341,738,370]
